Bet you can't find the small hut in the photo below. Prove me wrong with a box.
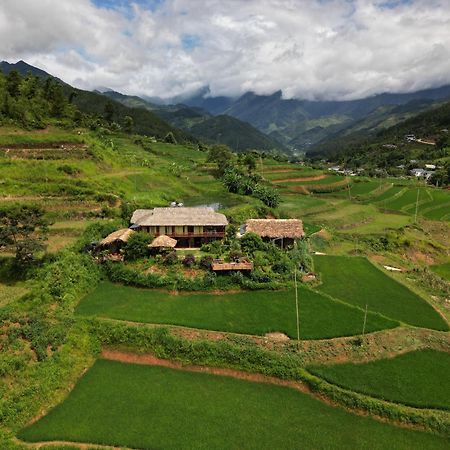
[99,228,134,254]
[149,235,177,253]
[245,219,304,248]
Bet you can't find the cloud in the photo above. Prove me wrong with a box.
[0,0,449,101]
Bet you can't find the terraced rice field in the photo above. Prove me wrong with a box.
[76,281,397,339]
[308,349,450,410]
[18,359,449,450]
[313,256,448,330]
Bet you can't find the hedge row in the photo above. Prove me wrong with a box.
[92,320,450,437]
[104,261,285,291]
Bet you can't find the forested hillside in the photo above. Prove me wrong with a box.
[0,62,192,143]
[103,90,287,153]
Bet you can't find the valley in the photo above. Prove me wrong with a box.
[0,64,449,450]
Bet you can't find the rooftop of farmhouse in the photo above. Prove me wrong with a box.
[245,219,305,239]
[130,207,228,227]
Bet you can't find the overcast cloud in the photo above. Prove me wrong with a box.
[1,0,450,101]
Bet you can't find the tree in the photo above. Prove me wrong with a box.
[123,115,134,134]
[123,232,151,261]
[240,232,265,255]
[104,101,115,123]
[164,131,177,144]
[243,153,257,173]
[0,205,48,268]
[6,70,21,98]
[207,144,234,175]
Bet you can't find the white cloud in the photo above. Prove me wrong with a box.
[0,0,449,100]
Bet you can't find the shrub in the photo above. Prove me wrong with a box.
[164,251,178,266]
[199,255,214,270]
[124,232,151,261]
[240,232,266,255]
[57,164,80,176]
[182,254,196,267]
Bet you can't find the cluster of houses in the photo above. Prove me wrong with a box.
[99,206,305,268]
[410,164,436,181]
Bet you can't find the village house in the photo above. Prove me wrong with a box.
[243,218,305,248]
[130,207,228,248]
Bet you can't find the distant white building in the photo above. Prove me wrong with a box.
[425,164,436,170]
[410,168,433,180]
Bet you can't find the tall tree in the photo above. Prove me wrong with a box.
[0,205,49,268]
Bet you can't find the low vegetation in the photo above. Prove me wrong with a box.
[308,349,450,410]
[19,359,449,450]
[314,255,448,330]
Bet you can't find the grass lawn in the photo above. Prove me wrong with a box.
[431,263,450,282]
[76,281,397,339]
[313,256,448,330]
[308,349,450,410]
[18,359,449,450]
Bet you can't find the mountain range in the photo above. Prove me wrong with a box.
[2,60,450,158]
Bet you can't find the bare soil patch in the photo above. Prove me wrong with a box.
[101,348,310,393]
[273,174,327,183]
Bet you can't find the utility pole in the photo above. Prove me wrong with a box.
[294,261,300,350]
[362,303,368,341]
[414,186,420,223]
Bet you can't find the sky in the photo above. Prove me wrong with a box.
[1,0,450,101]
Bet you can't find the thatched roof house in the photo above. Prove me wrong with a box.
[100,228,135,246]
[245,219,304,247]
[149,235,177,248]
[131,207,228,248]
[131,207,228,227]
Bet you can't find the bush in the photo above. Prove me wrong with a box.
[199,255,214,270]
[164,251,178,266]
[182,254,196,267]
[240,232,266,255]
[124,232,151,261]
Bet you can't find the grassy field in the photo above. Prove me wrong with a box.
[76,281,397,339]
[18,359,450,450]
[431,263,450,282]
[308,350,450,410]
[313,256,448,330]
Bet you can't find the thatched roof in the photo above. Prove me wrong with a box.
[245,219,304,239]
[149,235,177,248]
[100,228,134,246]
[131,207,228,227]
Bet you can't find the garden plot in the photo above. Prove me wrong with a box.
[18,359,449,450]
[76,281,397,339]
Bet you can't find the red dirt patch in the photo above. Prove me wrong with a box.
[273,174,327,183]
[101,348,309,392]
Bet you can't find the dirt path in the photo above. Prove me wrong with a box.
[102,348,311,392]
[273,174,328,183]
[101,319,450,365]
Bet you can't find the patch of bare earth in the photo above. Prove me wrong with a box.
[273,174,327,183]
[265,332,290,341]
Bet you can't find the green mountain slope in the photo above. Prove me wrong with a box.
[103,91,287,153]
[0,61,193,143]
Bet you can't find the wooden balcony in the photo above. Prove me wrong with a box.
[155,231,225,238]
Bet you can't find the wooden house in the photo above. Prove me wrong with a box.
[131,207,228,248]
[244,219,304,247]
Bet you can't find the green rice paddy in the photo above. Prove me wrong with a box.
[18,359,450,450]
[308,349,450,410]
[313,256,448,330]
[76,281,397,339]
